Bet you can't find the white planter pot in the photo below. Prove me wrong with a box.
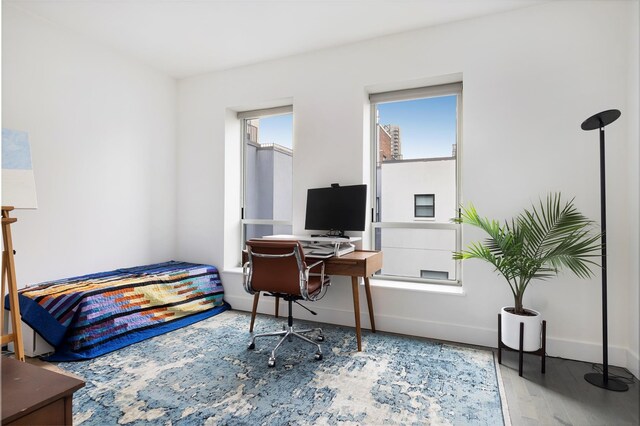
[500,306,542,351]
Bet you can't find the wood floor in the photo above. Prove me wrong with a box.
[498,351,639,426]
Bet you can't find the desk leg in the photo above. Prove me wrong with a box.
[251,293,280,332]
[363,277,376,333]
[351,276,362,351]
[250,293,260,332]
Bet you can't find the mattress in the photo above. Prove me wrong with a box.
[6,261,230,361]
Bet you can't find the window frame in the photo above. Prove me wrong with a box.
[369,82,462,286]
[238,105,294,253]
[414,194,435,218]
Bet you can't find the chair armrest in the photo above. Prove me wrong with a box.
[306,259,325,270]
[303,260,329,301]
[242,261,255,294]
[305,260,325,282]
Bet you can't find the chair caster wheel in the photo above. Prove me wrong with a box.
[248,342,255,350]
[268,358,276,368]
[316,335,325,342]
[314,352,323,361]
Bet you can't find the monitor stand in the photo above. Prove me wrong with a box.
[311,230,349,239]
[262,234,360,257]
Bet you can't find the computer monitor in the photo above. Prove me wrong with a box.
[304,184,367,238]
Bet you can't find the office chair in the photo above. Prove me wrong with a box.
[243,239,330,367]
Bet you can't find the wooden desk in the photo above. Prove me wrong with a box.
[324,250,382,351]
[248,250,383,351]
[1,357,85,425]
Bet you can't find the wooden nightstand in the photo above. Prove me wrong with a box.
[1,357,85,425]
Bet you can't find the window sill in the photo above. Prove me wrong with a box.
[224,266,244,275]
[369,277,465,295]
[225,267,465,296]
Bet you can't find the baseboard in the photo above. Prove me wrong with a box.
[224,293,382,330]
[626,348,640,379]
[3,310,55,357]
[545,337,637,377]
[224,293,639,379]
[226,293,498,348]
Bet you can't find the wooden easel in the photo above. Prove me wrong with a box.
[1,206,25,361]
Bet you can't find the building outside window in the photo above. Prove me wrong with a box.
[239,106,293,248]
[371,83,462,284]
[414,194,435,218]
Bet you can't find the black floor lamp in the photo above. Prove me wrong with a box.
[580,109,628,392]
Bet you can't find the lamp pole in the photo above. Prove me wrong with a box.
[581,109,628,392]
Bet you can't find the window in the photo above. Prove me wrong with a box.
[415,194,435,218]
[370,82,462,285]
[239,106,293,247]
[420,270,449,280]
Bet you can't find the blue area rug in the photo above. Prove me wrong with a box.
[56,310,505,425]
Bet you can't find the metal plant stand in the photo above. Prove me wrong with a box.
[498,313,546,377]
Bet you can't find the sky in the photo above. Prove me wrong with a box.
[257,113,293,149]
[254,94,457,158]
[377,95,457,159]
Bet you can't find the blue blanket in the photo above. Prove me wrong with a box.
[6,261,230,361]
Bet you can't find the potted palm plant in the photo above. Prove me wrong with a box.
[453,193,602,351]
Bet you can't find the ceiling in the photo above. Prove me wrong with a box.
[5,0,546,79]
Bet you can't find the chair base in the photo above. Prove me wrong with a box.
[248,324,324,368]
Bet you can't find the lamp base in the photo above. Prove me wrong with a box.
[584,372,629,392]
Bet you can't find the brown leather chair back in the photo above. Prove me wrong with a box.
[245,240,306,295]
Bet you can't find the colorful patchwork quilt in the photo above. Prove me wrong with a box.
[8,261,230,361]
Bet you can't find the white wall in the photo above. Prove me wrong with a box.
[174,1,638,376]
[2,5,178,285]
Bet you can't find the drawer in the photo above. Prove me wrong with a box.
[325,259,365,276]
[7,399,66,426]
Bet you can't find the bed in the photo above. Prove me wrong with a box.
[6,261,230,361]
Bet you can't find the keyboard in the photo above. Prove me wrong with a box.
[303,246,335,257]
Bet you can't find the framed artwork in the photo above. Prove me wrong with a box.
[2,128,38,208]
